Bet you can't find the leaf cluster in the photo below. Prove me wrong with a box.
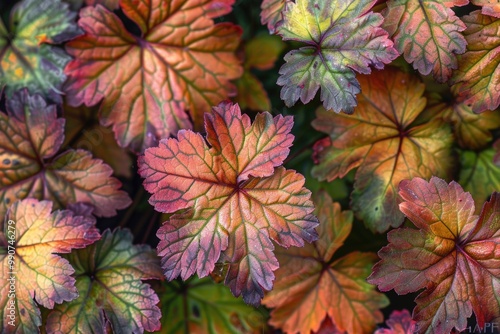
[0,0,499,333]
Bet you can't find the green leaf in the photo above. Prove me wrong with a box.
[156,277,267,333]
[46,229,163,334]
[459,148,500,206]
[276,0,398,113]
[235,35,285,111]
[0,0,79,101]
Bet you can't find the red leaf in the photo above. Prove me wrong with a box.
[382,0,466,82]
[139,101,318,305]
[0,90,131,218]
[368,177,500,334]
[375,310,416,334]
[260,0,288,33]
[64,0,242,152]
[450,11,500,112]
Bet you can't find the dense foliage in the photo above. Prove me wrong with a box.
[0,0,499,333]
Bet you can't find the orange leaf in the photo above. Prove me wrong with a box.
[64,0,242,152]
[262,191,388,334]
[312,68,453,232]
[472,0,500,18]
[139,102,318,305]
[0,199,99,333]
[427,86,500,150]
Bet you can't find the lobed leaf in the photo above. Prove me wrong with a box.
[459,148,500,206]
[260,0,287,33]
[382,0,466,83]
[450,11,500,112]
[157,276,267,333]
[0,0,79,101]
[368,177,500,334]
[276,0,398,113]
[0,199,100,333]
[139,101,318,305]
[64,0,242,152]
[312,68,453,232]
[0,90,131,218]
[262,191,388,334]
[46,228,162,334]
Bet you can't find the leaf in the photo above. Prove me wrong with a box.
[471,0,500,18]
[276,0,398,113]
[382,0,466,83]
[426,87,500,149]
[375,310,416,334]
[368,176,500,334]
[0,0,79,101]
[0,199,100,333]
[64,0,242,152]
[62,102,133,178]
[139,101,318,305]
[450,11,500,112]
[260,0,287,33]
[262,191,388,334]
[459,148,500,206]
[46,228,162,334]
[0,90,131,218]
[312,68,453,233]
[235,35,285,111]
[156,276,268,333]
